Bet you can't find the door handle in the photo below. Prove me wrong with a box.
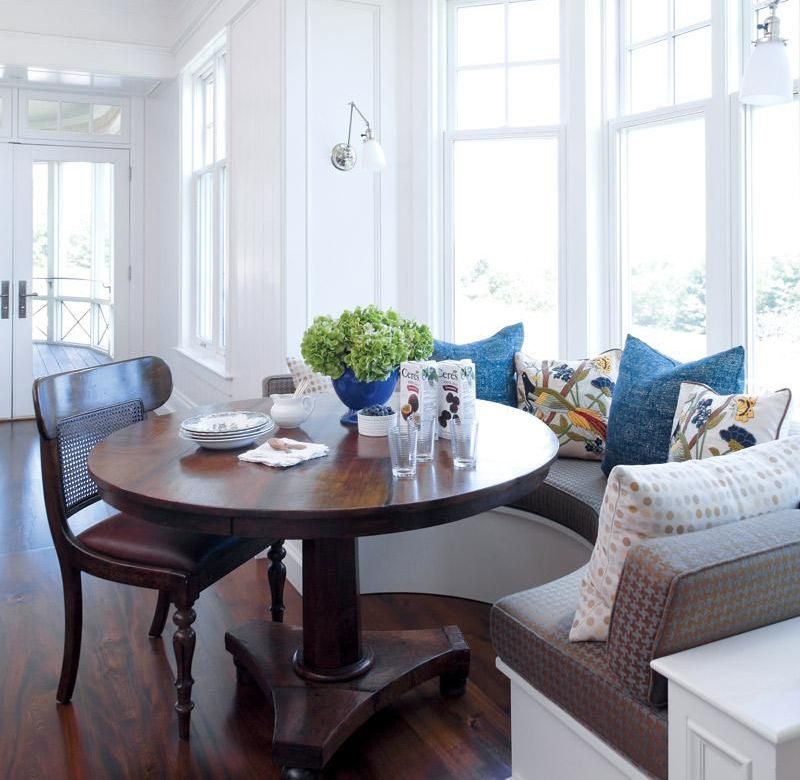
[17,280,38,319]
[1,281,9,319]
[0,281,11,320]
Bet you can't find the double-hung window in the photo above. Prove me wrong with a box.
[184,43,228,358]
[445,0,563,355]
[611,0,714,361]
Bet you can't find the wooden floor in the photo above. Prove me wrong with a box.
[0,420,512,779]
[32,342,111,379]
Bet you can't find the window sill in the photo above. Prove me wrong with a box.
[175,346,233,381]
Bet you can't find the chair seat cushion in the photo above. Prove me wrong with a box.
[491,568,667,779]
[510,458,607,544]
[78,514,259,574]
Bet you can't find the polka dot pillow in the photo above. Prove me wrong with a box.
[570,436,800,642]
[286,356,334,395]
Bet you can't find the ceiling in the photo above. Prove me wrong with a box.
[0,0,213,49]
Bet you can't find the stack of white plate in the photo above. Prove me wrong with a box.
[179,411,275,450]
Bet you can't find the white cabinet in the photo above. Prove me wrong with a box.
[652,617,800,780]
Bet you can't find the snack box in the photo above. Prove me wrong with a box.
[436,359,476,439]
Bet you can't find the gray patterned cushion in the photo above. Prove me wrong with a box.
[608,509,800,707]
[491,569,667,779]
[510,458,606,544]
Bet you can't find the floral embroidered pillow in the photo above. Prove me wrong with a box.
[515,349,622,460]
[668,382,792,462]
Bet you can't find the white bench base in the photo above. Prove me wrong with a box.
[497,658,651,780]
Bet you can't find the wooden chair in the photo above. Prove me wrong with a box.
[33,356,286,739]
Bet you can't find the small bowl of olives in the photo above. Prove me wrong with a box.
[357,405,398,437]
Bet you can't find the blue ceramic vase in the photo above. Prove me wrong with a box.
[332,367,399,425]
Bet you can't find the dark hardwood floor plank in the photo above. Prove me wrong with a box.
[0,420,512,779]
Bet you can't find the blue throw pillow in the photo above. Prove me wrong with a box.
[601,335,745,475]
[433,323,524,406]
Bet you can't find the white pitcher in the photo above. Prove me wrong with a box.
[270,393,315,428]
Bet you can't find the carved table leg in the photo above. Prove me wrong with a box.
[225,537,471,775]
[267,540,287,623]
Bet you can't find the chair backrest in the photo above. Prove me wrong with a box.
[33,357,172,549]
[262,374,295,397]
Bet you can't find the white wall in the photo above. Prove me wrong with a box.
[284,0,402,357]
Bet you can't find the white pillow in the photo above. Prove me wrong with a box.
[669,382,792,462]
[286,356,334,395]
[570,436,800,642]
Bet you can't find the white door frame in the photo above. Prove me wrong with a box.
[9,144,131,419]
[0,143,12,419]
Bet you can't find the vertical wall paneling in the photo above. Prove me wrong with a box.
[285,0,400,356]
[228,0,286,397]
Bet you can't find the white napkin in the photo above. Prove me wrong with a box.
[238,438,329,468]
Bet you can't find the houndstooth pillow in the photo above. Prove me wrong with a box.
[286,356,334,395]
[570,436,800,642]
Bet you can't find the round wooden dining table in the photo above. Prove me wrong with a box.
[89,394,558,778]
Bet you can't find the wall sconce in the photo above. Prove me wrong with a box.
[330,101,387,172]
[741,0,793,105]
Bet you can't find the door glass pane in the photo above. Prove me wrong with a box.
[622,118,706,360]
[457,68,505,129]
[196,171,214,342]
[630,41,670,113]
[60,102,91,133]
[27,100,59,131]
[508,64,560,126]
[453,137,560,355]
[92,104,122,135]
[675,0,711,28]
[630,0,669,42]
[508,0,559,62]
[750,100,800,416]
[457,3,505,66]
[32,163,50,341]
[31,159,116,379]
[675,26,712,104]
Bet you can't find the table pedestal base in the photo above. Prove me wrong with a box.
[225,620,470,775]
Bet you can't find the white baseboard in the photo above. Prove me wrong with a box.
[498,659,650,780]
[159,387,195,415]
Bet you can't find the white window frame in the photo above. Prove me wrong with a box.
[180,36,229,366]
[17,90,130,144]
[609,0,734,358]
[443,0,568,351]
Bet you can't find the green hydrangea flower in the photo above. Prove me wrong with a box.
[301,305,433,382]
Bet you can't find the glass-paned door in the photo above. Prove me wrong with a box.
[5,145,130,419]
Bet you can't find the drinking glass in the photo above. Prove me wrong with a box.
[415,416,437,462]
[388,422,417,479]
[451,416,478,469]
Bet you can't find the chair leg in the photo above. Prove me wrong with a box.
[267,540,287,623]
[172,597,197,740]
[57,567,83,704]
[148,591,171,638]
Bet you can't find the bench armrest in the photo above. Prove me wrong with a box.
[607,509,800,707]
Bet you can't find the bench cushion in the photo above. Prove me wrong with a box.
[491,568,667,779]
[510,458,606,544]
[608,509,800,707]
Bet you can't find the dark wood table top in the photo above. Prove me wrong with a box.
[89,395,558,539]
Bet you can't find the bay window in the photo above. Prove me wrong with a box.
[445,0,563,355]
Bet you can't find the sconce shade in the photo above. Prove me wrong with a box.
[741,39,794,105]
[361,137,387,172]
